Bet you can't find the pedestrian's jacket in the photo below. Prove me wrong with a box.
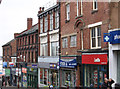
[108,80,115,89]
[101,82,108,89]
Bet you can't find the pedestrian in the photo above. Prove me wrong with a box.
[101,78,108,89]
[108,78,114,89]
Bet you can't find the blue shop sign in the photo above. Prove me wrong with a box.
[110,30,120,44]
[3,62,7,68]
[59,59,77,68]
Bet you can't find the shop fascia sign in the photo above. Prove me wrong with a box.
[82,53,107,65]
[104,30,120,44]
[59,59,77,68]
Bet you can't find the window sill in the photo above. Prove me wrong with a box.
[75,14,83,19]
[91,47,101,49]
[91,9,98,14]
[65,19,70,23]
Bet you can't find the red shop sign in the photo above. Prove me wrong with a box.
[82,54,107,65]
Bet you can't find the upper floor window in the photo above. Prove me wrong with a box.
[66,4,70,20]
[25,37,27,45]
[93,0,97,10]
[50,13,53,30]
[77,0,83,16]
[32,35,34,44]
[7,48,9,56]
[51,42,59,56]
[70,35,77,47]
[40,43,48,56]
[62,37,68,48]
[91,26,101,48]
[55,11,59,29]
[44,16,48,32]
[28,36,30,45]
[35,34,38,43]
[40,18,43,33]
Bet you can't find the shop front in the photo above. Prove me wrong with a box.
[27,64,38,88]
[38,56,59,88]
[22,68,27,87]
[59,57,77,88]
[82,53,108,88]
[109,29,120,86]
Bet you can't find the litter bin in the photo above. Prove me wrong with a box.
[115,83,120,89]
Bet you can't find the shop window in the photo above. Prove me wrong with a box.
[70,35,77,47]
[62,37,68,48]
[40,69,44,84]
[91,26,101,49]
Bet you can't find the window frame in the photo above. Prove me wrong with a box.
[62,37,68,48]
[50,13,53,30]
[93,0,98,10]
[66,4,70,21]
[44,16,48,33]
[91,26,101,49]
[51,41,59,56]
[40,18,43,33]
[55,11,59,29]
[70,35,77,47]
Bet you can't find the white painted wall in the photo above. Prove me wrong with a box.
[109,43,120,87]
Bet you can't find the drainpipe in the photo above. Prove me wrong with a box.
[58,1,61,88]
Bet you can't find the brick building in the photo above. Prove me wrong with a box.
[37,4,60,87]
[60,1,109,88]
[2,38,17,67]
[15,18,38,88]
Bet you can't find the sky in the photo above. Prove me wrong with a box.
[0,0,56,56]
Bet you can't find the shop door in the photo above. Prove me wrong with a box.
[98,66,107,88]
[117,51,120,83]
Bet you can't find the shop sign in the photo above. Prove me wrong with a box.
[50,63,57,69]
[104,30,120,44]
[32,64,38,68]
[59,59,77,68]
[82,54,107,65]
[5,69,10,76]
[110,30,120,44]
[22,68,27,73]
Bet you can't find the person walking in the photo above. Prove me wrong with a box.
[101,78,108,89]
[108,78,114,89]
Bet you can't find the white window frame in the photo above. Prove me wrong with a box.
[40,18,43,33]
[50,13,53,30]
[70,35,77,47]
[91,26,101,49]
[93,0,98,10]
[55,11,59,29]
[62,37,68,48]
[66,4,70,20]
[51,41,59,56]
[40,43,48,56]
[44,16,48,32]
[77,0,83,16]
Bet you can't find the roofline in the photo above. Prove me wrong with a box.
[37,4,59,17]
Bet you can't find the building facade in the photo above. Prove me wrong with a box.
[60,1,109,88]
[38,4,60,88]
[15,18,38,88]
[109,2,120,87]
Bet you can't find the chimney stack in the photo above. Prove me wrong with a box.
[38,7,44,14]
[27,18,32,30]
[14,33,19,38]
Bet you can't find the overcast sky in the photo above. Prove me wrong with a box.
[0,0,56,56]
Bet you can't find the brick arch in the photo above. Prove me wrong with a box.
[74,18,85,30]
